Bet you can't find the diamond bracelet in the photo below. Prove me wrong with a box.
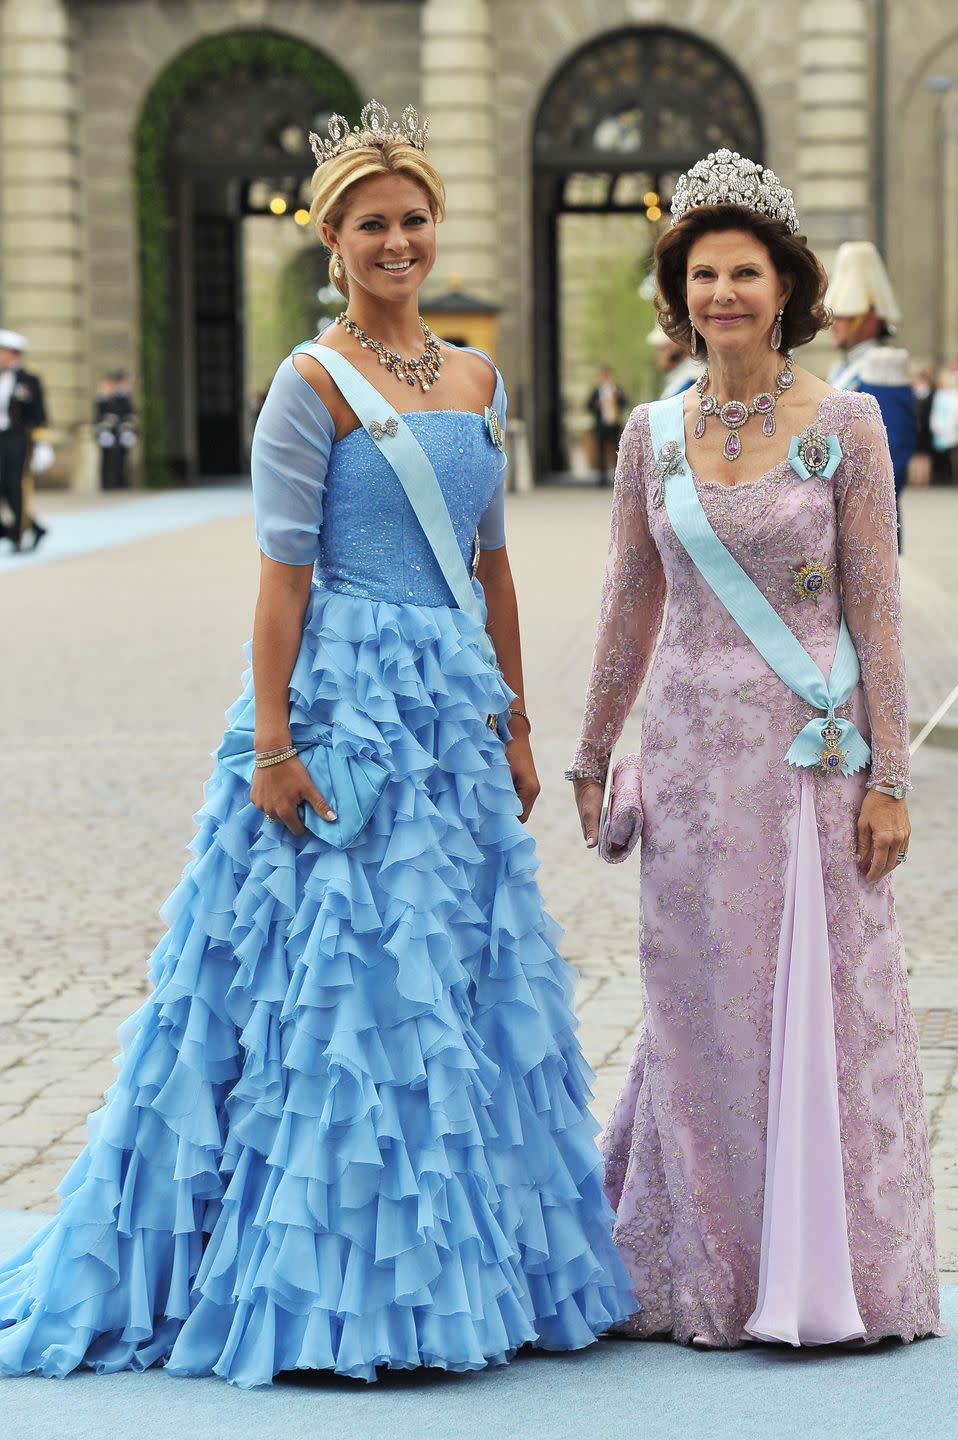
[254,747,298,769]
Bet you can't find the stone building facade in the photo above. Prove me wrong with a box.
[1,0,956,484]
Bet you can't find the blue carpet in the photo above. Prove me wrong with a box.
[0,484,252,575]
[0,1210,954,1440]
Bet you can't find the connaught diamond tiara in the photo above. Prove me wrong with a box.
[309,101,429,166]
[670,150,800,234]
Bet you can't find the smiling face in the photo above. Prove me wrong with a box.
[322,172,437,305]
[685,228,791,359]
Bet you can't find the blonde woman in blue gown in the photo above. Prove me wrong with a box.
[0,103,635,1386]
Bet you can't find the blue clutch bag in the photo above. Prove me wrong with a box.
[215,725,390,848]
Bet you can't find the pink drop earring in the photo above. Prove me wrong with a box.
[770,308,784,351]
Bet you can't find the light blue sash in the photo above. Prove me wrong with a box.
[296,343,499,672]
[648,393,870,777]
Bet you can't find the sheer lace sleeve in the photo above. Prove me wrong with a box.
[573,406,667,776]
[834,391,911,789]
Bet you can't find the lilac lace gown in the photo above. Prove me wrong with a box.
[574,390,941,1347]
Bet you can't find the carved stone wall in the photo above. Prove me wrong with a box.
[2,0,956,484]
[885,4,958,362]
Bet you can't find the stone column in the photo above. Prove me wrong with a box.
[795,0,871,254]
[420,0,498,302]
[942,92,958,360]
[0,0,86,471]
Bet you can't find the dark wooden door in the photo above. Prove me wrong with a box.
[193,214,243,475]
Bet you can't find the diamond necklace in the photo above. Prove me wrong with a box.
[695,353,795,461]
[335,313,444,393]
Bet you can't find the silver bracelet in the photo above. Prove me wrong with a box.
[564,765,606,784]
[866,779,910,800]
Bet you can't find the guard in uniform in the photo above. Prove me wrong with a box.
[0,329,54,551]
[95,371,137,490]
[824,242,915,552]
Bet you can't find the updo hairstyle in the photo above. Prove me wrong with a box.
[654,204,830,357]
[308,140,447,299]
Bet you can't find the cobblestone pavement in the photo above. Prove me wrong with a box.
[1,483,956,1282]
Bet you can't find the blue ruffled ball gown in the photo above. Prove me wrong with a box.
[0,347,636,1386]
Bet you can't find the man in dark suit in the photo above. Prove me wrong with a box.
[586,365,627,486]
[0,329,53,551]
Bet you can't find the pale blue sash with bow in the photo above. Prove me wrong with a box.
[296,342,500,672]
[648,393,870,777]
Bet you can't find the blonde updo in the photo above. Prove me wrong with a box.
[308,140,446,299]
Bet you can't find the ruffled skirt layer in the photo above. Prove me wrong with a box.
[0,589,636,1386]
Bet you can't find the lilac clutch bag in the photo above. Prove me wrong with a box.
[599,754,643,864]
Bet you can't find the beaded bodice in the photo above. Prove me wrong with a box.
[317,411,500,605]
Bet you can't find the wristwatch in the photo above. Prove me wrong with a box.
[870,782,908,800]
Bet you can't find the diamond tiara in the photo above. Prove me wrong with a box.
[670,149,800,234]
[309,100,428,167]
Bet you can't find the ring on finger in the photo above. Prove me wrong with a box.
[897,850,908,864]
[266,814,275,824]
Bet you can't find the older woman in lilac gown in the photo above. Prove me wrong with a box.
[569,151,941,1349]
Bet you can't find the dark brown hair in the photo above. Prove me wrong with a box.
[653,204,830,357]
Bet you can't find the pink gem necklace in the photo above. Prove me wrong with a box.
[695,353,794,461]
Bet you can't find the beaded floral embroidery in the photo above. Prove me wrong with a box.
[574,396,936,1345]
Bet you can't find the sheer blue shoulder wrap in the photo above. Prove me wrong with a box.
[251,357,333,566]
[462,345,507,551]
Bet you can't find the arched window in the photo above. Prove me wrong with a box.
[532,27,763,474]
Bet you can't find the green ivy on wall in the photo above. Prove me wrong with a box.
[134,31,358,485]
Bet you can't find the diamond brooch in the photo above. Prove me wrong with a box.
[485,406,504,451]
[652,440,685,506]
[787,426,843,481]
[368,417,399,441]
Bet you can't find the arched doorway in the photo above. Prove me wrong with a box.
[532,27,763,476]
[135,33,359,483]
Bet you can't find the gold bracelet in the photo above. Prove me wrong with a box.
[509,707,532,733]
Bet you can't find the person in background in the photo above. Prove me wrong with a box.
[95,370,136,490]
[930,362,958,484]
[910,362,935,488]
[587,365,627,485]
[0,329,53,552]
[824,242,915,552]
[647,323,700,398]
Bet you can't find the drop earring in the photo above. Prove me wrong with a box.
[770,308,784,351]
[331,254,344,281]
[690,325,698,357]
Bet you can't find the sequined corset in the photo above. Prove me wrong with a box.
[317,411,499,605]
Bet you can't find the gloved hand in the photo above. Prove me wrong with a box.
[30,441,55,474]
